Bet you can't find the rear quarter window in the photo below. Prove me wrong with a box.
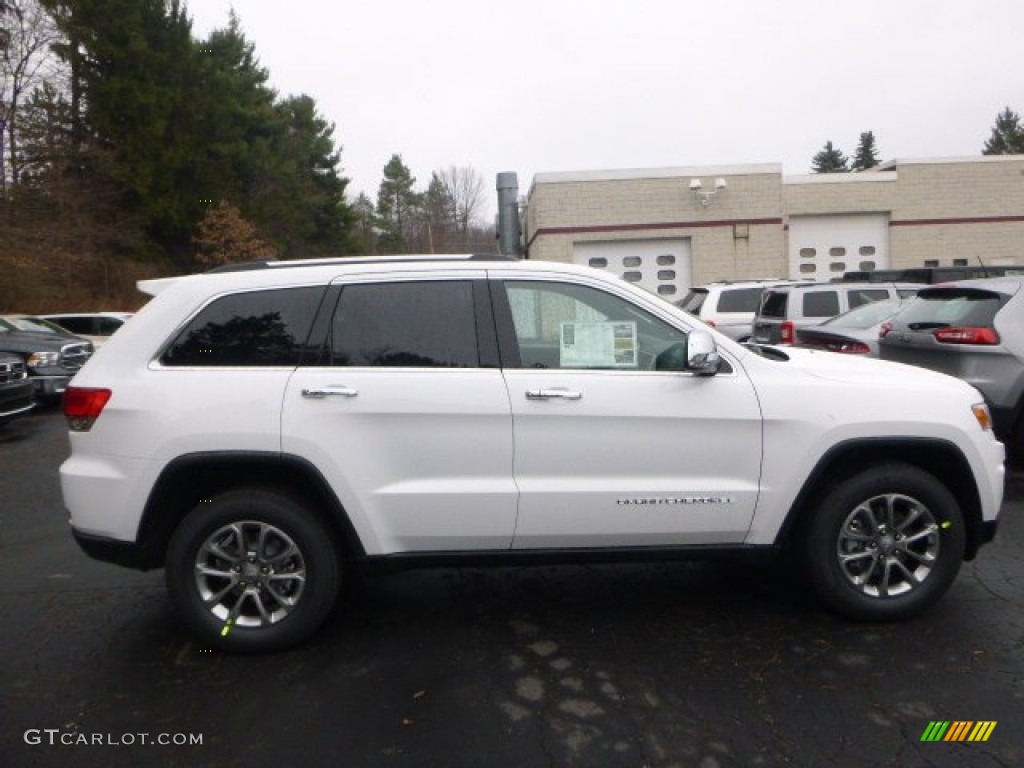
[161,286,324,366]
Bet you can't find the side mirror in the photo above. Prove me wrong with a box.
[685,330,721,376]
[653,331,721,375]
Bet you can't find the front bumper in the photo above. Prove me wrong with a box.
[29,374,73,399]
[0,380,34,423]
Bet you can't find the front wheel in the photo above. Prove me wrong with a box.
[166,488,340,652]
[802,464,965,621]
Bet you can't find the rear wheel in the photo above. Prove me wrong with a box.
[802,463,964,621]
[166,488,340,652]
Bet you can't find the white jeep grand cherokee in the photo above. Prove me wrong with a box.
[61,256,1005,651]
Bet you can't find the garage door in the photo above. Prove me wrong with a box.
[572,239,692,300]
[788,214,889,281]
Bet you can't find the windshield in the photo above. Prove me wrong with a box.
[821,299,903,330]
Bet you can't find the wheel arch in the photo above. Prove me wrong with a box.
[775,437,988,561]
[134,452,366,570]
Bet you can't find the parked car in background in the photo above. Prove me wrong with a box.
[751,281,919,345]
[879,277,1024,459]
[842,265,1024,283]
[793,298,908,356]
[676,279,791,342]
[0,351,34,425]
[39,312,133,347]
[0,317,94,402]
[1,314,77,335]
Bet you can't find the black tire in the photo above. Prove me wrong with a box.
[166,488,340,652]
[801,463,965,621]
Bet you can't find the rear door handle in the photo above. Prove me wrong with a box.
[302,386,359,399]
[526,388,582,401]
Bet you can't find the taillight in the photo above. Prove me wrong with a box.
[64,387,112,431]
[780,321,795,344]
[934,327,1000,345]
[826,340,871,354]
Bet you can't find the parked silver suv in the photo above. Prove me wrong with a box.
[752,281,920,345]
[879,277,1024,460]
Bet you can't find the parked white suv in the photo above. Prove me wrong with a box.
[677,279,791,342]
[61,256,1005,651]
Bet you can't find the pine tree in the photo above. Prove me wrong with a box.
[375,154,420,253]
[982,106,1024,155]
[851,131,881,171]
[811,140,849,173]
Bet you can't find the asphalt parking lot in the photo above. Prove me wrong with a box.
[1,408,1022,768]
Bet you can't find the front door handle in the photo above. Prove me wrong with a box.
[526,388,582,401]
[302,386,359,399]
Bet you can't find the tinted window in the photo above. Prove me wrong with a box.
[677,289,707,314]
[329,281,478,367]
[717,287,764,313]
[759,291,788,318]
[96,317,124,335]
[847,289,891,309]
[162,286,323,366]
[54,317,93,335]
[801,290,840,318]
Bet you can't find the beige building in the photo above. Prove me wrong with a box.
[524,156,1024,300]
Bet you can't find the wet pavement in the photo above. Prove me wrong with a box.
[1,409,1022,767]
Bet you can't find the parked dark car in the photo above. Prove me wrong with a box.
[879,276,1024,459]
[0,318,94,402]
[794,298,908,356]
[0,351,34,424]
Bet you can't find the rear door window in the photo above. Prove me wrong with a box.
[329,281,480,368]
[801,290,840,318]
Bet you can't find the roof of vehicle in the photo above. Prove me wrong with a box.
[921,276,1023,295]
[764,281,921,292]
[41,311,135,319]
[137,255,602,297]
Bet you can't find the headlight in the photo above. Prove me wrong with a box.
[971,403,993,431]
[27,351,59,368]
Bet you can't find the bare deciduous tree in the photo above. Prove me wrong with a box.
[436,165,485,235]
[1,0,63,193]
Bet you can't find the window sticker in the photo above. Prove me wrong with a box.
[560,322,637,368]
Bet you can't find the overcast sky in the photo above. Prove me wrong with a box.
[186,0,1023,217]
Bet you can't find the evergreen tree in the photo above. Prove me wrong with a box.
[351,192,377,254]
[811,140,849,173]
[375,154,420,253]
[851,131,880,171]
[982,106,1024,155]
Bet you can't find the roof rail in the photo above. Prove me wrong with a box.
[203,253,518,274]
